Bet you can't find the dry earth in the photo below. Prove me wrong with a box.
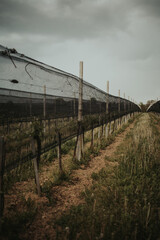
[4,119,136,240]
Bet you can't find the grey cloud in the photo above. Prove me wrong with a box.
[0,0,160,41]
[0,0,132,40]
[0,0,160,103]
[134,0,160,17]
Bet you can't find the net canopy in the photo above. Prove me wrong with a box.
[0,45,140,120]
[147,100,160,113]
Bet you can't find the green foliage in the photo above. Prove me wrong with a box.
[31,120,43,138]
[61,139,75,155]
[42,148,57,164]
[42,171,71,204]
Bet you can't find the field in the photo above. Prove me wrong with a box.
[1,112,160,239]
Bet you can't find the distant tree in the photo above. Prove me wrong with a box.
[139,100,155,112]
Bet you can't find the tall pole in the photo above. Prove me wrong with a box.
[78,62,83,122]
[43,85,46,132]
[76,61,83,161]
[106,81,109,114]
[105,81,109,137]
[0,137,5,228]
[43,85,46,119]
[118,89,120,113]
[128,96,130,113]
[74,92,76,116]
[124,93,126,113]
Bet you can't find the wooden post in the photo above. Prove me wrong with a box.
[98,115,101,139]
[106,81,109,114]
[124,93,126,113]
[30,93,32,116]
[118,90,121,127]
[74,92,76,116]
[91,124,94,149]
[0,137,5,229]
[31,138,41,196]
[90,98,92,115]
[105,81,109,137]
[128,96,130,117]
[43,85,46,132]
[76,61,83,161]
[118,90,120,114]
[58,132,63,173]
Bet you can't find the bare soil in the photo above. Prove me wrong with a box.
[4,120,136,240]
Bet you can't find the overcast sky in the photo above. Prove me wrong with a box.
[0,0,160,103]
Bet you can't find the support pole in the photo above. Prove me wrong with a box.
[74,92,76,117]
[30,93,32,116]
[118,90,121,127]
[105,81,109,137]
[106,81,109,114]
[58,132,63,173]
[76,61,83,161]
[43,85,46,132]
[0,137,5,230]
[91,124,94,149]
[31,138,41,196]
[124,93,126,113]
[118,90,121,114]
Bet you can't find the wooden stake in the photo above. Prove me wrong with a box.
[91,124,94,149]
[78,61,83,122]
[0,136,5,230]
[58,132,63,172]
[43,85,46,118]
[106,81,109,114]
[118,89,120,114]
[31,138,41,196]
[43,85,46,132]
[76,61,83,161]
[30,93,32,116]
[124,93,126,114]
[74,92,76,116]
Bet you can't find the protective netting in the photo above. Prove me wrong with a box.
[147,101,160,113]
[0,45,140,122]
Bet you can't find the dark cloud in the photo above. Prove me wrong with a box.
[0,0,132,40]
[0,0,160,103]
[134,0,160,17]
[0,0,160,41]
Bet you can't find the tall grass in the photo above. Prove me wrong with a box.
[55,113,160,240]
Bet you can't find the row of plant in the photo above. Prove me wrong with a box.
[4,111,131,172]
[1,112,137,239]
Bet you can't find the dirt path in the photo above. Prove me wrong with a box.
[21,120,136,240]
